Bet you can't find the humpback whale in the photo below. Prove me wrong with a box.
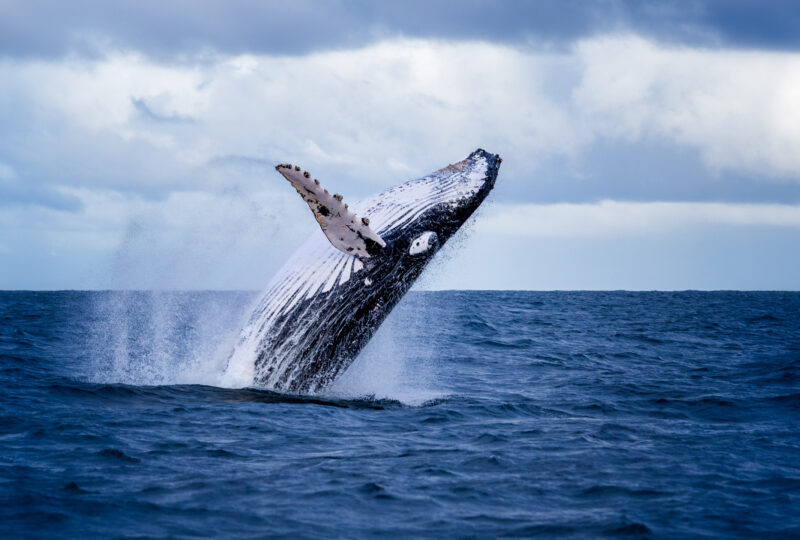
[223,148,502,393]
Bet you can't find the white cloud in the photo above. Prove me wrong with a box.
[574,35,800,179]
[479,200,800,238]
[2,35,800,202]
[2,35,800,289]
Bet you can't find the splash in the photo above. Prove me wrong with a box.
[86,291,255,387]
[83,176,457,403]
[84,186,279,388]
[84,288,446,406]
[327,292,448,406]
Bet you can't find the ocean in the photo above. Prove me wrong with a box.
[1,290,798,538]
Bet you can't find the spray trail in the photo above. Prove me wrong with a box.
[86,291,255,387]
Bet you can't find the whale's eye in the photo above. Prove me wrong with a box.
[409,231,438,255]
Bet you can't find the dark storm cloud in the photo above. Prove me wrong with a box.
[2,0,800,60]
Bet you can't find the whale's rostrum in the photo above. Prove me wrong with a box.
[223,148,501,393]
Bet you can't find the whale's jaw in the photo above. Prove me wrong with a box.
[224,149,501,394]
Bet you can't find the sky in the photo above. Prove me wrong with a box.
[1,0,799,290]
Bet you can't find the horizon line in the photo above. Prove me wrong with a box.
[1,288,798,293]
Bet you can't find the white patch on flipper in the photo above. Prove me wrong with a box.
[276,164,386,257]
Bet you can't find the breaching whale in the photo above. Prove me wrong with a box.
[223,148,501,393]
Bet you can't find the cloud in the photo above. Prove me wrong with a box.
[0,184,84,212]
[0,162,83,210]
[131,97,196,124]
[2,35,800,211]
[0,162,16,181]
[2,34,800,289]
[480,201,800,238]
[574,35,800,180]
[423,200,800,291]
[3,1,800,62]
[0,41,578,203]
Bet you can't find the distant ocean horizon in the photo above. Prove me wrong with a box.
[4,288,800,292]
[2,290,798,537]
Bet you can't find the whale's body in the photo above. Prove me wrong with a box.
[224,149,501,393]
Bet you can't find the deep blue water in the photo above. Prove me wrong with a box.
[1,290,799,538]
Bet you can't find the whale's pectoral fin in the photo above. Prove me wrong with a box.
[275,164,386,258]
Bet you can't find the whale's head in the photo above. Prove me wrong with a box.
[361,148,501,271]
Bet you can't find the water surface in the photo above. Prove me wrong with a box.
[1,291,798,538]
